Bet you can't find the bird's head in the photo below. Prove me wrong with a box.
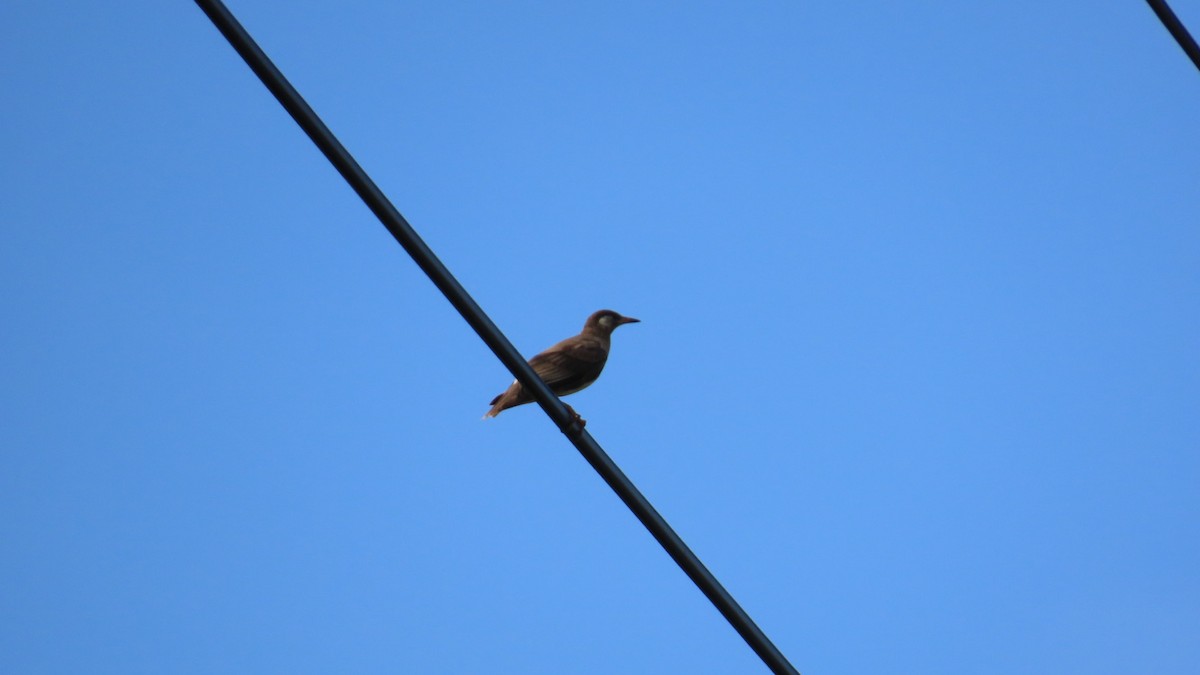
[585,309,640,335]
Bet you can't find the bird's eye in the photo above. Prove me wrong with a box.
[599,315,613,327]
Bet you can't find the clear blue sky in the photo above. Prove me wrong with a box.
[2,2,1197,673]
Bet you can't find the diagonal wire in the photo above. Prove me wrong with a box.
[192,1,800,673]
[1145,0,1200,72]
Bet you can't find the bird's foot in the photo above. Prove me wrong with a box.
[565,404,587,432]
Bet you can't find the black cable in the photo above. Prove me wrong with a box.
[192,2,800,673]
[1145,0,1200,72]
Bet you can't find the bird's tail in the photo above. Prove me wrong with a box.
[482,391,507,419]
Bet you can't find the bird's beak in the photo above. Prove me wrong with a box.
[618,316,640,325]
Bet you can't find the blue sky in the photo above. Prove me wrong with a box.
[2,2,1198,673]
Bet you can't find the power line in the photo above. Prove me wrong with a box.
[1145,0,1200,72]
[192,1,800,673]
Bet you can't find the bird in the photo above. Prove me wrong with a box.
[484,309,640,425]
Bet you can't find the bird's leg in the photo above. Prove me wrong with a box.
[564,403,587,430]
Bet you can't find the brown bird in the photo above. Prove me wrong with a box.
[484,309,640,424]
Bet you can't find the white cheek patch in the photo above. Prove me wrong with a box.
[600,316,613,328]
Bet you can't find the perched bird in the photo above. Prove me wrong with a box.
[484,309,640,423]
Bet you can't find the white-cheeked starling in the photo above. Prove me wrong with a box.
[484,309,639,423]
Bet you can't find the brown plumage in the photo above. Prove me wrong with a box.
[484,309,640,421]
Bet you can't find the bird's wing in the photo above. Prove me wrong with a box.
[529,338,608,392]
